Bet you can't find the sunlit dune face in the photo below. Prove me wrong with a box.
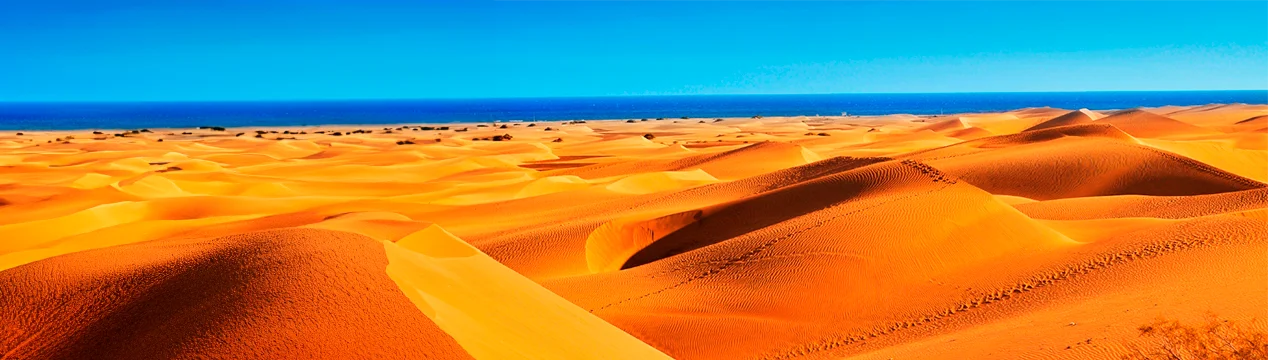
[1,104,1265,359]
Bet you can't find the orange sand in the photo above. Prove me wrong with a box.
[1,104,1265,359]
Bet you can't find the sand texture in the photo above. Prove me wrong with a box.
[1,104,1265,359]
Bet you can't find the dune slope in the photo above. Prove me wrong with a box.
[0,228,473,359]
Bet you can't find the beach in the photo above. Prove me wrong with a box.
[1,103,1265,359]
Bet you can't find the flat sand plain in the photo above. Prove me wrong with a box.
[1,104,1265,359]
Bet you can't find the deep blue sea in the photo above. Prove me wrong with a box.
[1,91,1265,130]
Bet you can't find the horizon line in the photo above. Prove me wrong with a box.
[3,89,1266,104]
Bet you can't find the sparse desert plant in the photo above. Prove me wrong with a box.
[643,133,655,140]
[1122,315,1268,360]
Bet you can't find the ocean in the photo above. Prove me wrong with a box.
[1,91,1265,130]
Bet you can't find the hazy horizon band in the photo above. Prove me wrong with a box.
[2,90,1265,130]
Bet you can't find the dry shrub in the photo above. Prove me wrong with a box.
[1123,315,1268,360]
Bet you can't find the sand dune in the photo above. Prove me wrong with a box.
[0,228,473,359]
[1023,108,1104,132]
[902,124,1264,200]
[1096,108,1219,138]
[1,103,1264,359]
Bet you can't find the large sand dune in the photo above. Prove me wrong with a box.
[1,103,1264,359]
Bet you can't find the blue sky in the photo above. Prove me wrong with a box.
[1,1,1265,101]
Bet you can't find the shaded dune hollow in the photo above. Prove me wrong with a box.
[0,103,1265,360]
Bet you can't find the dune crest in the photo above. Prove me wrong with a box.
[1096,109,1218,138]
[384,225,671,359]
[1023,108,1104,132]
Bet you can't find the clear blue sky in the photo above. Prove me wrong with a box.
[1,1,1265,101]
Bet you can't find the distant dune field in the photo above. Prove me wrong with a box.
[1,104,1265,359]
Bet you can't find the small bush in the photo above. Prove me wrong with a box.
[643,133,655,140]
[1123,315,1268,360]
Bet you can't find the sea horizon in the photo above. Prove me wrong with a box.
[2,90,1265,130]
